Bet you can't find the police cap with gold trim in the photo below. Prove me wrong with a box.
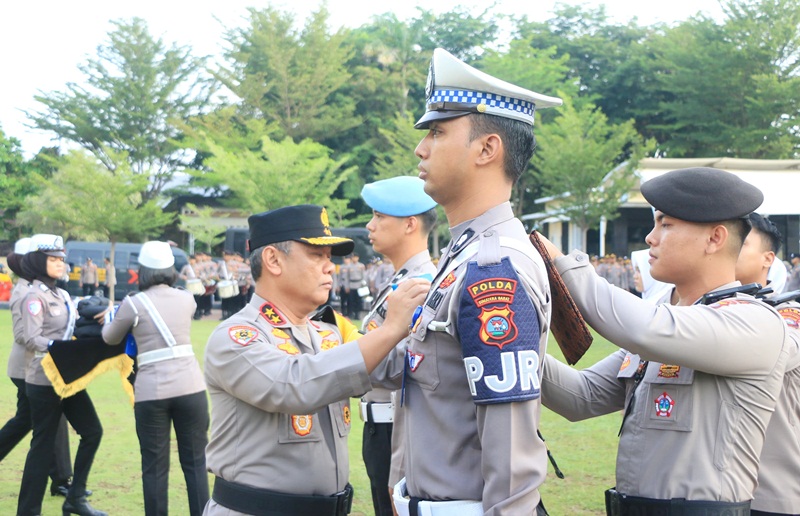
[361,176,437,217]
[415,48,563,129]
[247,204,354,256]
[640,167,763,223]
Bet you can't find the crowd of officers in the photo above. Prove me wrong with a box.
[177,251,254,320]
[333,255,395,320]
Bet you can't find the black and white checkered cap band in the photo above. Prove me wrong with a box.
[428,88,535,119]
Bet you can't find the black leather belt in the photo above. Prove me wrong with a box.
[605,488,751,516]
[213,476,353,516]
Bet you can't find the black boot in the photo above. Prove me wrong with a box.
[51,479,92,497]
[62,496,107,516]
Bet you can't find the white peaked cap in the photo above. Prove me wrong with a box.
[14,237,31,255]
[415,48,563,129]
[138,241,175,269]
[28,234,66,257]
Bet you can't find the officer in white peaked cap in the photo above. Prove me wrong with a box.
[371,48,561,515]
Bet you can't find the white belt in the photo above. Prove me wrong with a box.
[360,400,394,423]
[137,345,194,366]
[392,478,483,516]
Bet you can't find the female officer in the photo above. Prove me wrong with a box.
[102,241,209,515]
[17,234,106,516]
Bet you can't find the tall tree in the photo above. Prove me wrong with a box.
[648,0,800,158]
[178,203,228,254]
[533,97,653,250]
[217,5,358,145]
[17,150,173,300]
[27,17,214,200]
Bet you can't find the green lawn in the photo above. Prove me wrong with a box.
[0,309,618,514]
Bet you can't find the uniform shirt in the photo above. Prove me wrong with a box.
[752,295,800,513]
[204,293,372,499]
[101,285,205,402]
[104,263,116,287]
[7,280,33,379]
[360,250,436,488]
[542,250,789,502]
[373,202,552,514]
[374,262,395,293]
[21,280,76,386]
[347,262,366,289]
[80,261,98,285]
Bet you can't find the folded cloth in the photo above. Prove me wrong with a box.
[529,231,593,365]
[73,296,110,338]
[42,336,134,403]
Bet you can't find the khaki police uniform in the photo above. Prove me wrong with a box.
[542,252,788,505]
[360,250,436,490]
[752,294,800,514]
[374,202,552,514]
[8,280,33,380]
[22,280,76,386]
[204,294,371,515]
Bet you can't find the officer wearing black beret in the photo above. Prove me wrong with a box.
[538,167,790,514]
[203,204,429,516]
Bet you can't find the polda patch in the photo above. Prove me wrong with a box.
[27,299,43,316]
[228,326,259,346]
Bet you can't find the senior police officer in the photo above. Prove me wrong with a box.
[734,213,800,516]
[537,168,789,515]
[203,204,429,516]
[359,176,437,516]
[371,48,561,515]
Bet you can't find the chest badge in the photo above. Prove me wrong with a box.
[658,364,680,378]
[654,392,675,417]
[407,350,424,372]
[292,415,312,436]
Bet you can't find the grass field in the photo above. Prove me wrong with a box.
[0,309,619,515]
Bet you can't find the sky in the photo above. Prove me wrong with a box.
[0,0,726,157]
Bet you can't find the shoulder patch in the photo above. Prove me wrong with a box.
[260,302,287,326]
[709,299,749,309]
[229,325,259,346]
[27,299,43,316]
[457,257,541,405]
[778,307,800,329]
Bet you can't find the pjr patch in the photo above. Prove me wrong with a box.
[318,330,340,351]
[292,415,312,436]
[654,392,674,417]
[229,326,259,346]
[458,257,541,405]
[260,302,287,326]
[779,307,800,329]
[658,365,680,378]
[27,299,43,316]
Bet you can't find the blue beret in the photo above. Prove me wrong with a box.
[361,176,437,217]
[641,167,763,223]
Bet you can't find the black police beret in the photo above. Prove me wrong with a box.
[247,205,354,256]
[640,167,763,223]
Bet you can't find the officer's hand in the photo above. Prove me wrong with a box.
[534,231,564,260]
[383,278,430,336]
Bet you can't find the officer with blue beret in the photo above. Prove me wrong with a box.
[359,176,437,516]
[537,167,790,514]
[371,48,561,515]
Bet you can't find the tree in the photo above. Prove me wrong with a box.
[217,5,358,145]
[27,17,214,200]
[17,150,174,300]
[648,0,800,158]
[533,97,653,250]
[187,128,357,225]
[178,203,227,254]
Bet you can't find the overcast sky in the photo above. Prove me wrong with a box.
[0,0,725,157]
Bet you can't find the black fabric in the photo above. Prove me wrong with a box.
[362,419,393,516]
[212,477,353,516]
[640,167,763,222]
[605,488,751,516]
[247,204,354,256]
[136,392,209,515]
[48,336,126,384]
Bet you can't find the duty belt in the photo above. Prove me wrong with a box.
[213,476,353,516]
[605,488,751,516]
[361,400,394,424]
